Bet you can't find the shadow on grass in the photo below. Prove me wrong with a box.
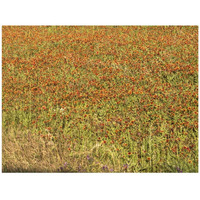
[2,166,78,173]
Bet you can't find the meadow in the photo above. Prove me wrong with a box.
[2,26,198,172]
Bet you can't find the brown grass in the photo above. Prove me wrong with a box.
[2,128,117,172]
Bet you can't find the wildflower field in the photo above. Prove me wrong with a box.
[2,26,198,172]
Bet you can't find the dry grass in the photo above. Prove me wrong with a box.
[2,128,118,172]
[3,128,63,172]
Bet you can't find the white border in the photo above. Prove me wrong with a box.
[0,0,199,25]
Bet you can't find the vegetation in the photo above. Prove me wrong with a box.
[2,26,198,172]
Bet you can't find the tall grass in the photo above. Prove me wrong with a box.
[2,26,198,172]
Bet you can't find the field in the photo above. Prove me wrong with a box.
[2,26,198,172]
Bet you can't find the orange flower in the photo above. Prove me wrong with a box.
[42,106,47,110]
[46,127,51,131]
